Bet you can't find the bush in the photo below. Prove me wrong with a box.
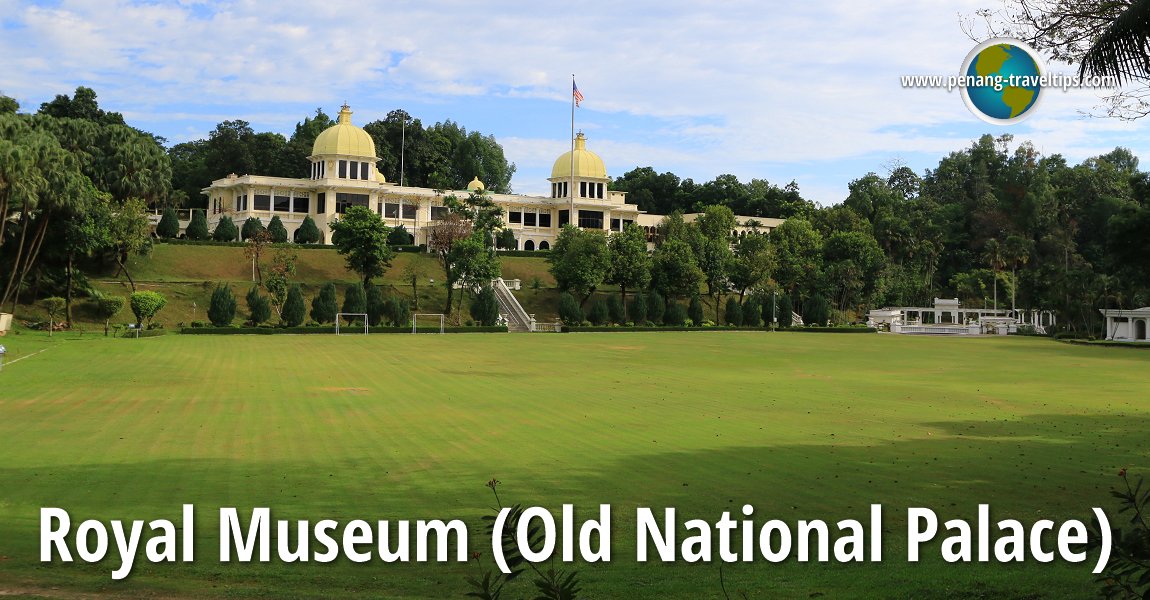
[390,296,411,327]
[207,283,236,326]
[646,290,665,324]
[130,291,167,327]
[213,216,238,242]
[311,283,338,324]
[282,284,306,327]
[804,294,831,327]
[246,286,271,325]
[688,295,704,326]
[778,295,793,328]
[387,224,414,246]
[185,210,209,241]
[588,299,610,326]
[365,284,385,326]
[296,216,321,244]
[241,217,266,241]
[725,297,743,326]
[558,292,583,326]
[607,295,625,325]
[93,295,125,322]
[341,283,366,325]
[156,207,180,239]
[628,293,647,325]
[470,286,501,327]
[761,293,777,326]
[496,228,516,250]
[267,215,288,243]
[743,296,762,327]
[664,301,687,326]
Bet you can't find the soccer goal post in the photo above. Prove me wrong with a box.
[412,313,445,334]
[335,313,369,335]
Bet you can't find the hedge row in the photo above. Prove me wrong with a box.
[778,326,877,334]
[563,325,877,333]
[180,325,507,335]
[1059,338,1150,349]
[496,250,552,257]
[158,239,427,252]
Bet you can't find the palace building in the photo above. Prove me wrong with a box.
[198,104,782,247]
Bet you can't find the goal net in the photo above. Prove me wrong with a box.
[412,313,445,334]
[335,313,369,335]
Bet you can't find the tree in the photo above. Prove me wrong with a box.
[724,297,744,326]
[496,228,517,250]
[664,301,687,326]
[387,224,414,246]
[772,218,823,301]
[646,290,666,324]
[587,299,610,326]
[264,246,297,320]
[366,284,386,326]
[607,223,651,319]
[40,297,66,335]
[401,262,427,310]
[243,228,272,284]
[557,292,583,326]
[470,286,500,326]
[805,294,831,326]
[548,225,611,305]
[628,294,647,325]
[93,295,125,335]
[186,210,209,240]
[129,291,166,328]
[267,215,288,243]
[330,206,394,287]
[778,295,794,328]
[983,238,1007,311]
[282,284,306,327]
[693,205,737,322]
[107,197,151,292]
[729,233,775,301]
[651,238,703,300]
[213,215,238,242]
[606,294,625,324]
[341,283,367,325]
[311,283,338,324]
[156,207,180,239]
[295,215,321,244]
[390,296,411,327]
[688,295,705,325]
[246,286,271,325]
[241,216,265,241]
[427,213,473,315]
[744,295,762,327]
[208,284,236,326]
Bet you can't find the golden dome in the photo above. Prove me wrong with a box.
[466,176,485,192]
[550,132,607,179]
[311,104,377,159]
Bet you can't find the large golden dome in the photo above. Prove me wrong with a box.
[551,132,606,179]
[311,104,377,158]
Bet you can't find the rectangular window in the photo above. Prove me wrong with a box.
[385,203,400,218]
[339,160,347,178]
[361,162,369,180]
[316,193,326,214]
[578,210,604,229]
[611,218,621,231]
[293,196,308,213]
[580,181,587,198]
[254,194,271,211]
[335,192,369,214]
[598,183,605,199]
[402,204,417,219]
[524,212,537,226]
[350,161,359,180]
[274,195,290,212]
[430,206,449,221]
[377,202,383,215]
[539,212,552,227]
[558,210,569,227]
[508,211,522,224]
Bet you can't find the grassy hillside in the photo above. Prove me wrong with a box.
[0,332,1144,598]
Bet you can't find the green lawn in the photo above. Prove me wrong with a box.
[0,331,1146,598]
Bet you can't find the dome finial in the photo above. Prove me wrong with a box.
[338,103,353,125]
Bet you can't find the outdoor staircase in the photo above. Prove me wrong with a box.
[791,311,804,326]
[492,278,534,332]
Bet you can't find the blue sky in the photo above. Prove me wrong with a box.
[2,0,1148,204]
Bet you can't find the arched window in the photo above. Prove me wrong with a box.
[539,240,550,250]
[524,240,535,251]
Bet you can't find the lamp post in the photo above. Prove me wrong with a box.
[0,344,6,372]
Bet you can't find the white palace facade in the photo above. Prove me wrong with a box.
[195,105,782,248]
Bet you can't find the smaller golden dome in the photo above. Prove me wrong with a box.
[376,170,387,184]
[466,176,485,192]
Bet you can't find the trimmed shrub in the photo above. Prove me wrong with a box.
[627,293,647,325]
[213,216,238,242]
[185,210,209,241]
[558,292,583,326]
[246,286,271,325]
[130,291,167,327]
[241,216,266,241]
[208,283,236,326]
[778,295,793,328]
[267,215,288,243]
[664,301,687,326]
[310,283,338,324]
[156,207,180,239]
[365,284,385,326]
[646,290,665,324]
[295,216,321,244]
[688,295,704,326]
[607,294,625,325]
[725,297,743,326]
[282,284,306,327]
[387,224,414,246]
[341,283,367,324]
[587,299,610,326]
[93,295,125,322]
[743,296,762,328]
[805,294,831,327]
[470,286,501,327]
[761,293,776,326]
[390,297,411,327]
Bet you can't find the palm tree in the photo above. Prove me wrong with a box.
[1079,0,1150,84]
[982,238,1006,312]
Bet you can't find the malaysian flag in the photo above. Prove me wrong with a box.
[573,80,584,107]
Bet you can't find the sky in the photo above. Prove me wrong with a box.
[2,0,1148,205]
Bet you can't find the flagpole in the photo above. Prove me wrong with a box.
[569,74,575,229]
